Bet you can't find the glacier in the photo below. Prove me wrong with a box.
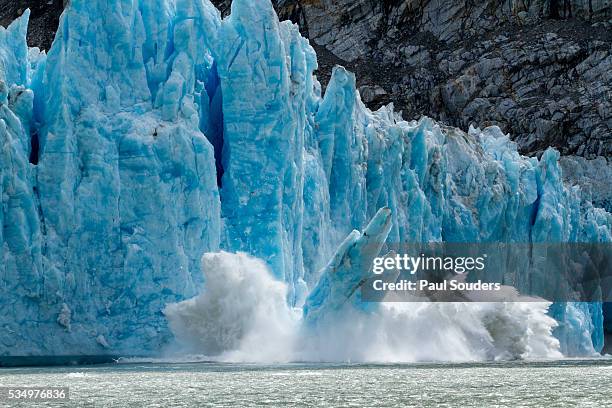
[0,0,611,360]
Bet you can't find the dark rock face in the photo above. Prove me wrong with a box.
[271,0,611,159]
[2,0,611,158]
[290,0,610,62]
[0,0,64,51]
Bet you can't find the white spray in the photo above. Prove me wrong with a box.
[164,252,562,363]
[164,252,299,363]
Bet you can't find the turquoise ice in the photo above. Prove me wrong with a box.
[0,0,610,358]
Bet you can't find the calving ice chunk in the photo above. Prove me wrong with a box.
[0,0,610,360]
[166,215,556,363]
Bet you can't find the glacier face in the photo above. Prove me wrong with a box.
[2,1,222,355]
[0,0,610,359]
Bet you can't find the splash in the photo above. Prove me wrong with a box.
[164,252,299,363]
[297,302,562,362]
[165,252,562,363]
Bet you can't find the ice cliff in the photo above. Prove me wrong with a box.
[1,0,610,359]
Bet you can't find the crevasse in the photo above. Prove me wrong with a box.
[0,0,610,358]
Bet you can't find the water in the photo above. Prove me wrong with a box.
[1,360,612,407]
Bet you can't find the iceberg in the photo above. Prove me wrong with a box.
[0,0,610,360]
[303,207,393,325]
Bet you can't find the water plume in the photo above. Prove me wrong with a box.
[165,252,563,363]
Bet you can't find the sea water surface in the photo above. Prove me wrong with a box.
[1,360,611,407]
